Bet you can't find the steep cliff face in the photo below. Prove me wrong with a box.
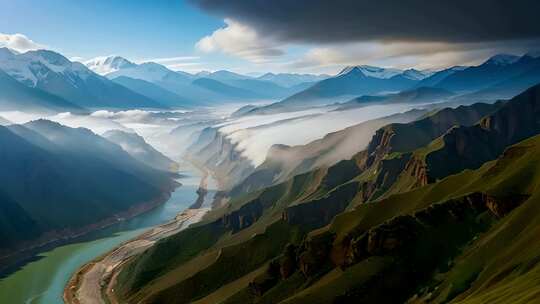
[231,101,501,209]
[347,101,503,204]
[185,126,255,189]
[423,83,540,181]
[233,134,540,304]
[114,86,540,304]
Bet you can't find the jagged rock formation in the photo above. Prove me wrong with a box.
[185,127,255,189]
[229,109,427,197]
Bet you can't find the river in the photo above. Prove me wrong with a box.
[0,160,217,304]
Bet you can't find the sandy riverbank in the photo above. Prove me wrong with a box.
[63,207,209,304]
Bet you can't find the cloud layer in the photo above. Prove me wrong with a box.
[0,33,46,53]
[189,0,540,72]
[196,18,284,63]
[289,40,540,71]
[191,0,540,44]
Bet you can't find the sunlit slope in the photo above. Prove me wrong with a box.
[115,84,540,303]
[116,132,540,304]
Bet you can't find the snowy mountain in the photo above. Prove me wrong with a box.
[251,65,421,113]
[337,65,432,81]
[106,61,194,84]
[339,65,403,79]
[84,56,136,75]
[0,48,94,87]
[0,68,84,112]
[0,48,164,109]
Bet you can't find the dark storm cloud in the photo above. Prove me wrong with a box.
[190,0,540,44]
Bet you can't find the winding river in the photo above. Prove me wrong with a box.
[0,160,217,304]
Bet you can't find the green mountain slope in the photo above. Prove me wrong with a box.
[113,84,540,304]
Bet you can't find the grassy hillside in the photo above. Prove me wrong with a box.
[114,84,540,303]
[116,133,540,304]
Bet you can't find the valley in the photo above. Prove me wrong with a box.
[1,18,540,304]
[0,160,218,304]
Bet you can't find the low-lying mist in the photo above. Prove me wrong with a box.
[217,102,433,166]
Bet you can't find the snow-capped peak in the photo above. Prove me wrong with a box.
[0,48,93,87]
[338,65,403,79]
[105,61,178,82]
[337,66,366,77]
[85,55,136,75]
[484,54,520,66]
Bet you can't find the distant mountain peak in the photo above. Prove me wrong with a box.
[337,66,367,77]
[211,70,250,79]
[195,70,211,77]
[85,55,136,75]
[0,48,93,87]
[484,54,520,66]
[338,65,404,79]
[138,61,168,70]
[260,72,275,78]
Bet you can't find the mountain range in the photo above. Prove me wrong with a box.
[0,67,84,113]
[86,56,321,105]
[109,83,540,304]
[0,48,164,110]
[248,53,540,115]
[335,86,455,111]
[0,120,177,259]
[0,49,329,113]
[2,48,540,115]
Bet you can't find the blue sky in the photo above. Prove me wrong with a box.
[1,0,537,74]
[0,0,257,72]
[0,1,217,58]
[0,0,223,67]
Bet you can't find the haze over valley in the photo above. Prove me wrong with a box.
[1,1,540,304]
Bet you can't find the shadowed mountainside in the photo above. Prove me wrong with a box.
[111,84,540,304]
[0,120,177,261]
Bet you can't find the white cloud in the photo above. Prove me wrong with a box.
[196,19,284,63]
[288,40,540,74]
[69,56,85,62]
[139,56,200,64]
[135,55,202,72]
[217,103,425,166]
[0,33,46,53]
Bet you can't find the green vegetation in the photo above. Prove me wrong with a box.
[115,84,540,303]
